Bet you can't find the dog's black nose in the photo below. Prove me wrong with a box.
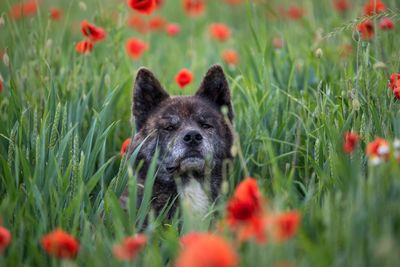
[183,130,203,146]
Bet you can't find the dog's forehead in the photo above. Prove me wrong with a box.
[156,96,221,119]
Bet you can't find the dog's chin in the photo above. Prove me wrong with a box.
[179,157,205,174]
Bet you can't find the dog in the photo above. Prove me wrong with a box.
[120,65,234,219]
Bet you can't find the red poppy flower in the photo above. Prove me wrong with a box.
[9,0,38,20]
[393,87,400,100]
[120,138,131,156]
[343,132,359,154]
[81,20,107,42]
[75,40,94,54]
[41,229,79,259]
[0,79,3,94]
[272,211,301,242]
[113,234,147,261]
[166,23,181,36]
[127,0,157,15]
[286,6,305,20]
[50,7,62,21]
[227,178,268,243]
[379,18,394,30]
[366,137,390,164]
[175,233,238,267]
[175,69,193,88]
[125,38,148,59]
[333,0,350,12]
[209,23,231,42]
[0,226,11,252]
[182,0,205,17]
[389,73,400,91]
[357,20,374,40]
[148,16,166,31]
[363,0,386,16]
[272,37,284,49]
[222,49,239,66]
[127,15,148,34]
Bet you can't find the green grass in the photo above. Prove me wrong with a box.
[1,0,400,266]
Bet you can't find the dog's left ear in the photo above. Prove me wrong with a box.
[195,65,234,122]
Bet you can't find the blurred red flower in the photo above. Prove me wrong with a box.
[120,138,131,156]
[81,20,107,42]
[272,37,284,49]
[222,49,239,66]
[9,0,38,20]
[125,38,148,59]
[127,0,157,15]
[166,23,181,36]
[0,80,3,94]
[227,178,267,243]
[379,18,394,30]
[127,15,148,34]
[286,6,305,20]
[41,229,79,259]
[113,234,147,261]
[175,233,238,267]
[357,20,374,40]
[0,226,11,252]
[75,40,94,54]
[175,69,193,88]
[148,16,166,31]
[363,0,386,16]
[389,73,400,91]
[272,211,301,242]
[50,7,62,21]
[209,23,231,42]
[343,132,359,154]
[333,0,350,12]
[366,138,390,164]
[182,0,205,17]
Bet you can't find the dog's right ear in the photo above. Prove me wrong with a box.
[133,68,170,131]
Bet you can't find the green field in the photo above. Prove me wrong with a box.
[1,0,400,266]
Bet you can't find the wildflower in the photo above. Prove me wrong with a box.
[120,138,131,156]
[389,73,400,91]
[286,6,305,20]
[175,69,193,88]
[175,233,238,267]
[357,20,374,40]
[0,79,3,94]
[209,23,231,42]
[343,132,359,154]
[272,37,284,49]
[272,211,301,242]
[182,0,205,17]
[41,229,79,259]
[127,15,148,34]
[75,40,93,54]
[333,0,350,12]
[222,49,239,66]
[366,137,390,165]
[125,38,148,59]
[113,234,147,261]
[314,48,323,58]
[227,178,267,243]
[127,0,157,15]
[50,8,63,21]
[80,20,107,42]
[379,18,394,30]
[9,0,38,20]
[166,23,181,36]
[148,16,166,31]
[0,226,11,252]
[363,0,386,16]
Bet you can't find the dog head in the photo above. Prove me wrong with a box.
[131,65,234,186]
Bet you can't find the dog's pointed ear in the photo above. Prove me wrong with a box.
[195,65,234,121]
[133,68,170,130]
